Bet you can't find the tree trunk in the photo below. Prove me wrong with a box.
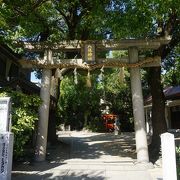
[48,107,58,145]
[47,70,60,146]
[148,66,167,162]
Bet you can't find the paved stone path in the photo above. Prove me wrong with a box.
[12,131,163,180]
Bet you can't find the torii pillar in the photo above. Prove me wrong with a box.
[35,49,52,161]
[129,47,149,163]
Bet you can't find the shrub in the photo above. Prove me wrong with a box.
[0,88,41,160]
[176,145,180,179]
[86,117,106,132]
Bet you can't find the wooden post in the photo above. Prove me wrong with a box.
[161,132,177,180]
[35,49,52,161]
[5,60,12,80]
[129,47,149,163]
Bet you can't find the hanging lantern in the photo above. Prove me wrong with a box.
[82,42,96,63]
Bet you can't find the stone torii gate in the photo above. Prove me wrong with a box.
[18,39,169,163]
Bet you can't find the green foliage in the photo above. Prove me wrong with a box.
[58,72,102,130]
[163,59,180,86]
[0,88,41,159]
[162,46,180,87]
[176,145,180,179]
[0,1,63,43]
[0,0,112,43]
[109,0,180,39]
[107,51,133,131]
[58,67,134,132]
[86,117,106,132]
[103,68,134,131]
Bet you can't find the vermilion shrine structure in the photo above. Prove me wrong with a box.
[18,39,169,164]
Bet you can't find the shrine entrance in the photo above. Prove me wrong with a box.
[18,39,169,164]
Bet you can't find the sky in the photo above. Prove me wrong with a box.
[30,71,41,83]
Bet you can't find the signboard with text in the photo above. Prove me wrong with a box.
[0,98,11,132]
[0,132,13,180]
[82,43,96,63]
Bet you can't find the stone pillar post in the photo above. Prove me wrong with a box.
[129,47,149,163]
[35,49,52,161]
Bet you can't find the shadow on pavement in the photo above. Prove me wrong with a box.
[12,132,136,179]
[12,142,70,171]
[12,171,105,180]
[58,132,136,160]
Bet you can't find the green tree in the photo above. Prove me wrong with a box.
[58,68,134,132]
[162,46,180,86]
[103,51,133,131]
[0,0,111,43]
[58,72,102,130]
[104,68,134,131]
